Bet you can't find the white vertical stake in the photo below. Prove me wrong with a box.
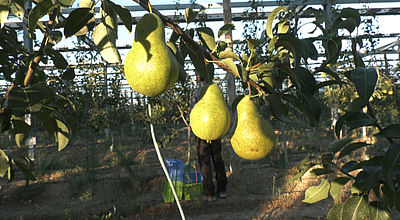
[148,103,186,220]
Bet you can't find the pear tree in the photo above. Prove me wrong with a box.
[0,0,399,219]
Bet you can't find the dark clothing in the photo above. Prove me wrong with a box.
[196,138,227,196]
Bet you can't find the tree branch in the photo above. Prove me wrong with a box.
[23,7,59,87]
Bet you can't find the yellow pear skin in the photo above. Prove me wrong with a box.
[190,83,230,141]
[124,13,179,97]
[231,95,275,160]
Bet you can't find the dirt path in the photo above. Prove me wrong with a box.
[0,143,333,219]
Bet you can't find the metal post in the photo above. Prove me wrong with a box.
[23,1,36,161]
[104,64,110,137]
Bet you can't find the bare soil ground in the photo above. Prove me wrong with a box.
[0,134,335,220]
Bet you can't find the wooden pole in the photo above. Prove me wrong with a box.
[223,0,239,176]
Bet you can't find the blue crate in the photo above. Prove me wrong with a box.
[184,171,203,184]
[165,159,184,183]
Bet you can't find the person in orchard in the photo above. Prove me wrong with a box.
[189,74,228,201]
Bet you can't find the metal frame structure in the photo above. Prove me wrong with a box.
[2,0,400,94]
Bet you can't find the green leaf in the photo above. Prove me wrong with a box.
[328,138,353,153]
[266,6,288,39]
[395,192,400,213]
[342,161,358,173]
[221,58,239,77]
[339,142,371,159]
[311,168,333,176]
[375,124,400,138]
[276,34,307,66]
[110,2,132,33]
[28,0,55,31]
[346,156,383,173]
[167,42,186,84]
[8,83,55,115]
[79,0,94,8]
[345,67,378,103]
[317,80,341,89]
[7,160,14,181]
[93,0,120,63]
[7,87,28,116]
[303,178,330,204]
[303,39,318,60]
[300,93,321,127]
[93,22,121,63]
[290,163,315,183]
[340,8,361,27]
[10,0,24,19]
[49,30,63,44]
[277,19,290,34]
[101,0,117,30]
[177,64,187,85]
[0,1,10,29]
[330,177,350,202]
[0,149,9,177]
[323,37,342,64]
[282,94,302,111]
[335,114,346,139]
[47,49,68,69]
[11,116,31,148]
[268,36,278,52]
[1,110,11,132]
[231,95,244,113]
[167,41,185,66]
[327,203,344,220]
[56,119,71,151]
[342,195,370,220]
[355,166,382,190]
[13,159,35,181]
[320,66,341,83]
[382,185,394,208]
[218,51,240,60]
[369,202,391,220]
[197,27,216,51]
[293,67,317,95]
[345,112,375,130]
[251,64,276,91]
[382,143,400,191]
[187,44,208,79]
[349,97,366,113]
[184,8,198,24]
[337,17,358,33]
[62,68,75,81]
[212,40,228,54]
[64,8,95,38]
[247,38,259,50]
[36,111,57,140]
[170,31,179,43]
[290,155,315,182]
[218,23,235,38]
[266,94,290,122]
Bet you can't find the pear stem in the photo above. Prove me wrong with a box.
[148,1,153,14]
[247,81,251,96]
[147,102,186,220]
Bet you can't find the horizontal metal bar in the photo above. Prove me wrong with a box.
[6,4,400,29]
[58,1,400,14]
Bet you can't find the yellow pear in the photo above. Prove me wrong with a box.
[231,95,275,160]
[190,83,230,141]
[124,13,179,97]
